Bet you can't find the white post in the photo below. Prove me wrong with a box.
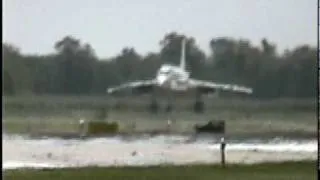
[220,137,226,167]
[79,118,88,138]
[167,119,172,133]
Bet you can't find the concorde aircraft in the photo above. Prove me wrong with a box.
[107,38,253,113]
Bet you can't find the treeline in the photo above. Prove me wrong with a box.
[3,32,317,99]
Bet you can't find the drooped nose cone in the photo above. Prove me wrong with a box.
[157,75,168,85]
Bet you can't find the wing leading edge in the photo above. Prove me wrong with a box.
[188,79,253,94]
[107,79,253,94]
[107,80,157,94]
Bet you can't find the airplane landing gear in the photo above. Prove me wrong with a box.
[149,90,174,113]
[148,100,173,113]
[193,92,204,113]
[194,100,204,113]
[149,99,159,113]
[165,104,173,113]
[166,92,174,113]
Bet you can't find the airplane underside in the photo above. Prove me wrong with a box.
[147,85,205,114]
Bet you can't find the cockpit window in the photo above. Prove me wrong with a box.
[159,70,170,75]
[158,65,172,75]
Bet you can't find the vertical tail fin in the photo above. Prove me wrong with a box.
[179,38,186,70]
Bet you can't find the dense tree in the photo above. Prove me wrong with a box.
[139,53,162,79]
[54,36,97,94]
[3,70,15,95]
[3,43,33,95]
[114,47,142,82]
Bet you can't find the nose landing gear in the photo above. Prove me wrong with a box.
[149,90,174,113]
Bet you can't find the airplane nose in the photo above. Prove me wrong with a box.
[157,75,167,85]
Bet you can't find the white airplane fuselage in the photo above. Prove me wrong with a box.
[153,38,192,91]
[155,64,190,91]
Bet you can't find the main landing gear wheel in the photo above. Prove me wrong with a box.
[149,100,159,113]
[165,104,173,113]
[193,100,204,114]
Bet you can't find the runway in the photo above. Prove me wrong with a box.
[3,134,317,170]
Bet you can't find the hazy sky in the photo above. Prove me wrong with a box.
[3,0,317,58]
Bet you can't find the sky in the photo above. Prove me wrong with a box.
[3,0,317,58]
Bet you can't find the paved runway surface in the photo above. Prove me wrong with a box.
[3,134,317,169]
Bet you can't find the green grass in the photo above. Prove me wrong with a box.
[3,95,316,112]
[3,96,317,137]
[3,109,316,138]
[3,112,316,138]
[4,161,317,180]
